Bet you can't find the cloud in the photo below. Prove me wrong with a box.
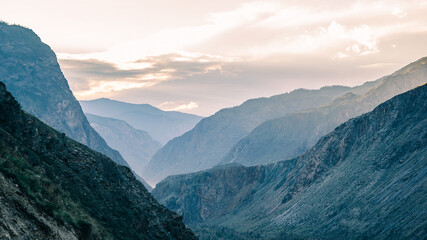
[188,0,427,56]
[59,52,228,98]
[57,0,427,63]
[54,0,427,115]
[391,7,407,18]
[56,0,426,62]
[158,101,199,111]
[359,63,396,69]
[74,81,155,98]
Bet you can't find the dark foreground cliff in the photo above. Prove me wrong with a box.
[0,81,197,240]
[154,84,427,239]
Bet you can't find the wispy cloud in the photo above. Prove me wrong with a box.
[359,62,397,69]
[59,53,227,97]
[158,101,199,111]
[75,81,155,98]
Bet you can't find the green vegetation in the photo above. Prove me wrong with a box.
[0,147,111,240]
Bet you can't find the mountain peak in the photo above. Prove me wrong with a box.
[0,21,128,166]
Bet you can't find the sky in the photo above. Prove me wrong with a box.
[1,0,427,116]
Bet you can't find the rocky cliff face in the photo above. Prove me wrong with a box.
[153,84,426,239]
[144,83,380,184]
[80,98,203,144]
[153,161,295,225]
[86,113,162,178]
[0,81,197,240]
[222,57,427,166]
[0,22,127,166]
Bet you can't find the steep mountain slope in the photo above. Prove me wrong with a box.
[0,170,79,239]
[223,57,427,166]
[86,113,162,176]
[80,98,202,144]
[144,81,380,184]
[0,81,197,240]
[153,84,427,239]
[0,21,127,166]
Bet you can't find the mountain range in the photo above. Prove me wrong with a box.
[2,20,426,240]
[80,98,202,144]
[0,81,197,239]
[143,78,382,184]
[144,58,426,185]
[222,57,427,166]
[86,113,162,178]
[153,83,427,239]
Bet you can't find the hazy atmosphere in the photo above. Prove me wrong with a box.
[1,0,426,115]
[0,0,426,239]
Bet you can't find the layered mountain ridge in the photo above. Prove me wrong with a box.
[0,81,197,239]
[223,57,427,166]
[144,81,381,184]
[80,98,202,144]
[153,83,427,239]
[86,113,162,178]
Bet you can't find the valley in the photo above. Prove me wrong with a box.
[0,7,426,239]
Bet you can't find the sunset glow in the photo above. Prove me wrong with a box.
[2,0,426,115]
